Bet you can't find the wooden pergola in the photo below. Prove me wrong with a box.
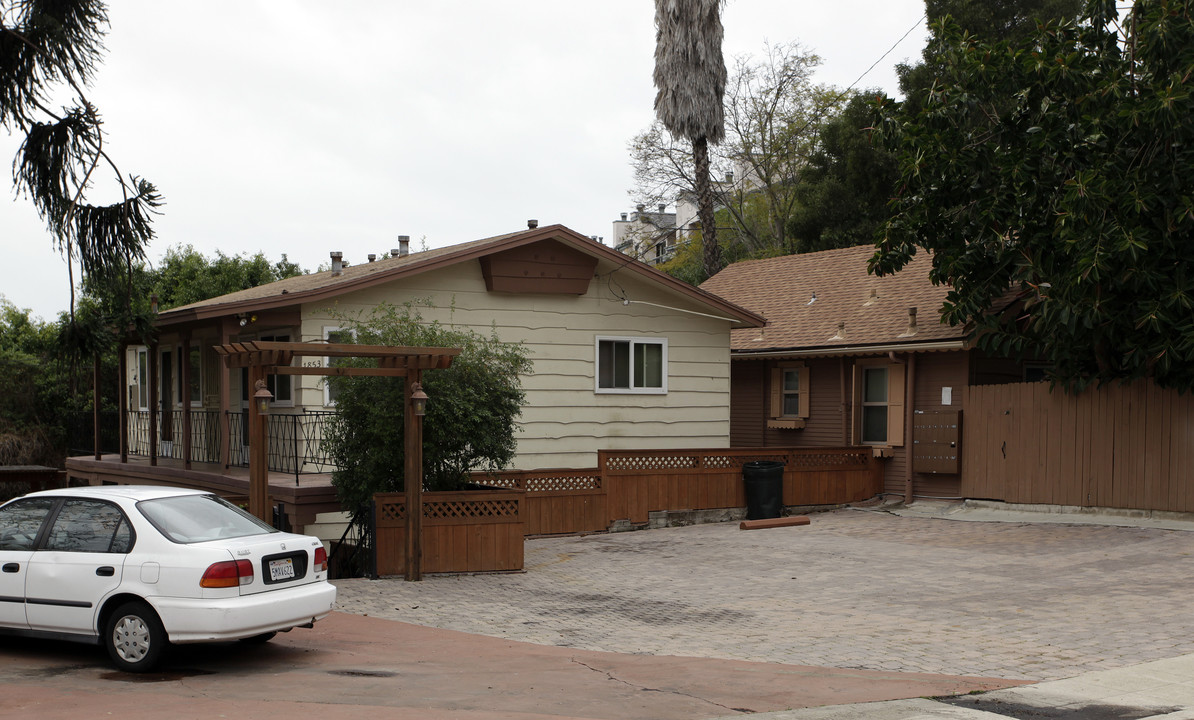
[214,340,460,581]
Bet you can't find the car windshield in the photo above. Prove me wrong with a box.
[137,494,278,544]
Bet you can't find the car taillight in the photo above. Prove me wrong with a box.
[200,559,254,588]
[314,546,327,573]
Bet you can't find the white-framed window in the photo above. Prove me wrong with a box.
[323,326,355,407]
[768,362,809,429]
[595,336,667,394]
[854,360,906,446]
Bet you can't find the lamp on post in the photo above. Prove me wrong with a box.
[410,382,429,416]
[254,379,273,416]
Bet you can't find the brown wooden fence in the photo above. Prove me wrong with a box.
[474,447,881,534]
[476,469,608,535]
[374,488,525,576]
[963,381,1194,512]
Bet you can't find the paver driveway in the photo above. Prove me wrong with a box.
[334,508,1194,682]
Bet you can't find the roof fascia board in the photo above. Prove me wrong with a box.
[157,224,765,329]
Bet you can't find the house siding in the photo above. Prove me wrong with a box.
[299,259,733,470]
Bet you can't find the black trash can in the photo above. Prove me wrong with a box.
[743,460,785,520]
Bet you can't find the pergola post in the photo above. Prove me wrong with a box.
[404,370,424,581]
[248,364,270,522]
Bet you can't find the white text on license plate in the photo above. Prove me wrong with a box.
[269,558,295,581]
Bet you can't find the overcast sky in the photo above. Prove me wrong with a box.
[1,1,929,321]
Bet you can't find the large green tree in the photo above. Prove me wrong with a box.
[652,0,727,278]
[322,301,532,512]
[1,0,161,324]
[897,0,1085,113]
[872,0,1194,391]
[787,92,899,253]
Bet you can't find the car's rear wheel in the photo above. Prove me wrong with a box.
[105,601,167,672]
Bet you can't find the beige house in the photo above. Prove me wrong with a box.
[124,224,764,475]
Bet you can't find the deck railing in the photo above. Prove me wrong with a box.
[125,410,339,479]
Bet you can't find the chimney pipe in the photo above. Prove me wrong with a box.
[330,251,343,276]
[367,253,376,263]
[908,306,918,331]
[398,235,410,257]
[621,213,628,221]
[726,171,734,183]
[527,219,538,229]
[658,204,666,213]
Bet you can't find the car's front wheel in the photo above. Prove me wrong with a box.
[105,601,167,672]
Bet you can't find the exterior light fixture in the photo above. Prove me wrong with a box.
[410,382,429,417]
[253,379,273,416]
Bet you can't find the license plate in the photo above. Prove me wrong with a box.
[268,557,295,581]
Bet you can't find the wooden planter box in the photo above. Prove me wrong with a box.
[373,487,525,577]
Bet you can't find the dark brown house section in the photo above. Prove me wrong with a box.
[731,351,972,501]
[478,239,598,294]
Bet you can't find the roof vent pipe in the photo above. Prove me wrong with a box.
[726,171,734,183]
[398,236,410,257]
[658,204,666,213]
[367,254,376,263]
[330,251,343,276]
[527,219,538,229]
[907,306,918,331]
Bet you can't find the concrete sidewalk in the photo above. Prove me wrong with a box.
[737,652,1194,719]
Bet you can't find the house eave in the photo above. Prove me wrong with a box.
[731,339,969,359]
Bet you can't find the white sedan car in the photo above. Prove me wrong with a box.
[0,485,337,672]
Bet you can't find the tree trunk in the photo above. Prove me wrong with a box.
[693,136,721,279]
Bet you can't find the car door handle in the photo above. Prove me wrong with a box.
[2,563,18,573]
[96,566,115,577]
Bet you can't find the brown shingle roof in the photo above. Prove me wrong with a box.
[157,224,765,328]
[700,245,965,355]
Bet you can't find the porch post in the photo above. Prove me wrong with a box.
[248,364,269,522]
[93,353,102,460]
[149,341,159,467]
[118,343,128,463]
[181,328,193,470]
[219,317,236,469]
[404,370,424,581]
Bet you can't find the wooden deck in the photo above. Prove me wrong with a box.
[63,454,340,533]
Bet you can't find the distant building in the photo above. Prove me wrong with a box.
[616,167,753,266]
[612,204,679,266]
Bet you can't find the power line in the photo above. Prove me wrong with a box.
[844,14,928,94]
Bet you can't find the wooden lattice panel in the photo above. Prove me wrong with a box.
[524,474,601,492]
[424,499,520,520]
[605,455,699,472]
[378,501,406,522]
[788,452,869,468]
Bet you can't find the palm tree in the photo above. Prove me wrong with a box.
[652,0,727,279]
